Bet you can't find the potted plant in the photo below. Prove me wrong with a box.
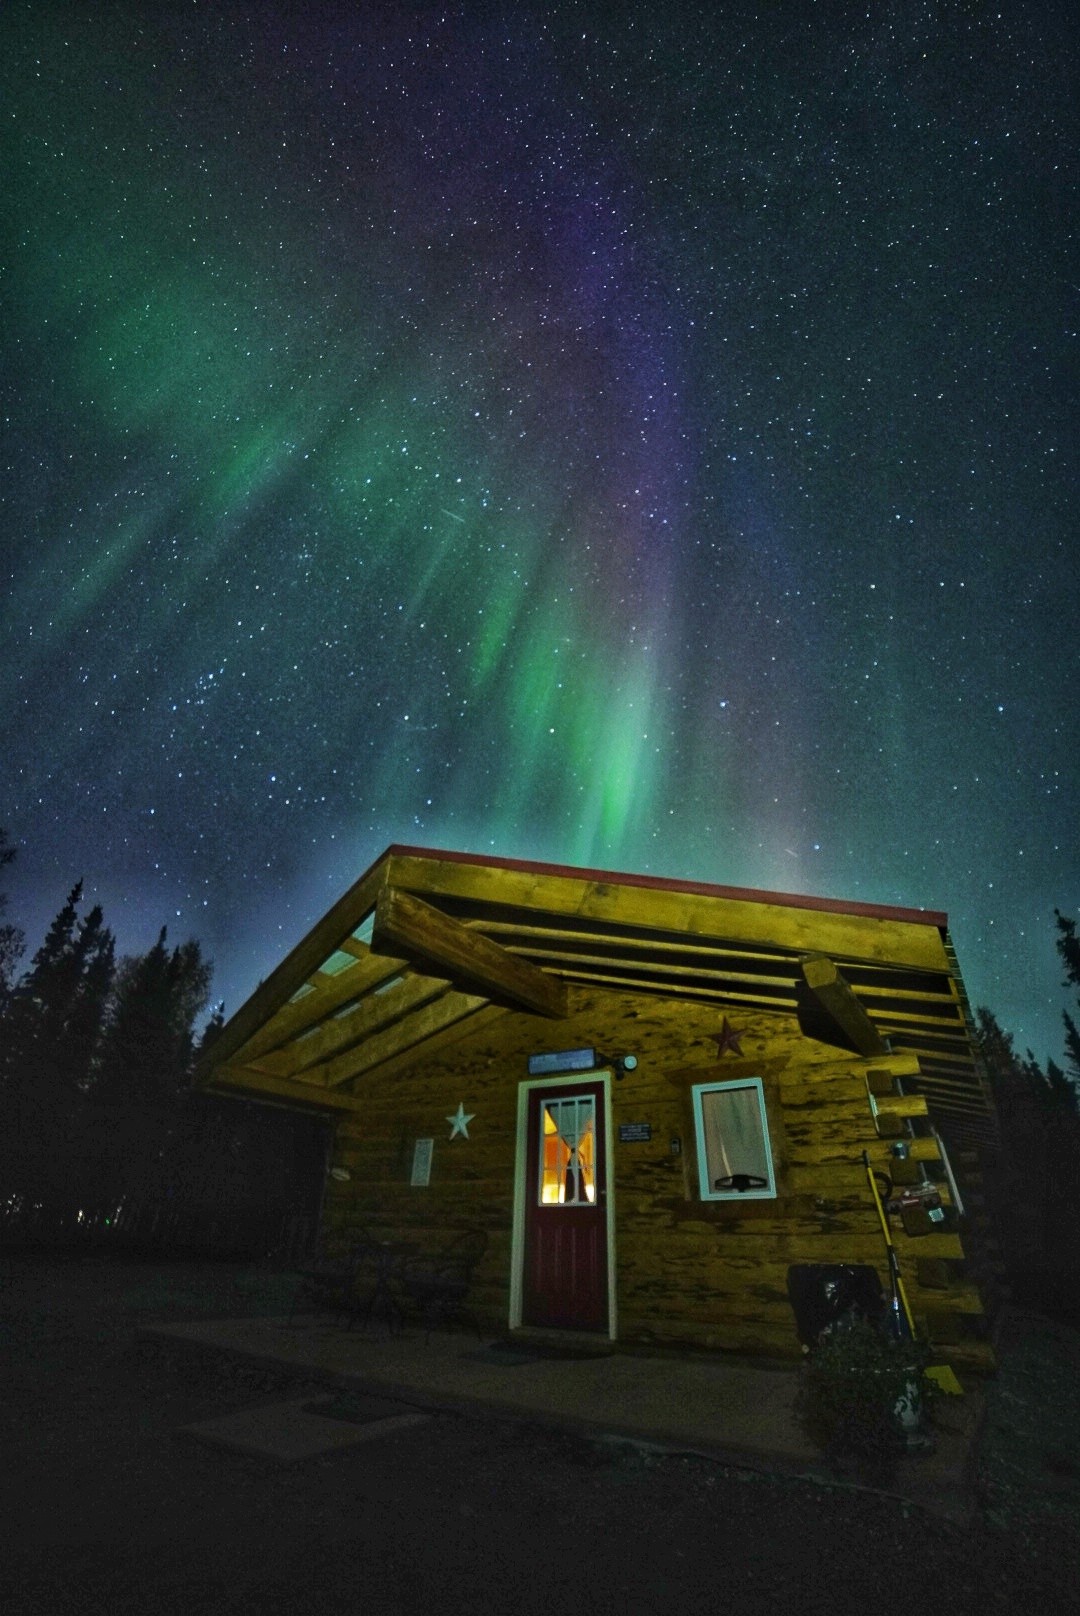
[796,1315,932,1482]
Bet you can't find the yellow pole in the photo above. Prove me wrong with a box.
[861,1150,964,1395]
[862,1150,916,1337]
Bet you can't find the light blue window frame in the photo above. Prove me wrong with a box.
[691,1077,776,1201]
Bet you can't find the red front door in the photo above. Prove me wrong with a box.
[522,1079,608,1331]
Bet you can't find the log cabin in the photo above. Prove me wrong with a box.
[196,845,1000,1369]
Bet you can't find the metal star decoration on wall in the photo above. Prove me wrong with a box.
[712,1017,745,1057]
[446,1102,475,1140]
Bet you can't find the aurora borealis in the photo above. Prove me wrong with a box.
[3,2,1076,1062]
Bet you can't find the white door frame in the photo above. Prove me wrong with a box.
[508,1070,617,1338]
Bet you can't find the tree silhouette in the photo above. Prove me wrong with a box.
[0,862,324,1256]
[0,829,25,1009]
[94,928,212,1105]
[1054,910,1080,1095]
[2,883,116,1098]
[976,997,1080,1320]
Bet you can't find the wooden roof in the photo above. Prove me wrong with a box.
[198,845,997,1138]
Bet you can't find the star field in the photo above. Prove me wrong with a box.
[2,2,1076,1063]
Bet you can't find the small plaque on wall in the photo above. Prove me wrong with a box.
[618,1122,652,1142]
[528,1047,596,1075]
[410,1138,434,1187]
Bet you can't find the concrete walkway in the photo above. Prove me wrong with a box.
[142,1313,984,1520]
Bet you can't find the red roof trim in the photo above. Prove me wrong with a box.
[382,844,948,930]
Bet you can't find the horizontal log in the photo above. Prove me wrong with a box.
[230,948,408,1065]
[322,990,492,1086]
[873,1094,930,1117]
[927,1339,997,1374]
[385,852,955,972]
[622,1230,892,1264]
[783,1121,883,1159]
[891,1229,964,1261]
[909,1284,984,1316]
[778,1071,869,1104]
[862,1135,942,1166]
[199,858,389,1074]
[862,1052,924,1082]
[207,1064,363,1112]
[259,970,452,1078]
[779,1099,876,1126]
[922,1310,964,1343]
[339,1003,514,1089]
[549,967,795,1014]
[372,886,568,1019]
[799,954,890,1056]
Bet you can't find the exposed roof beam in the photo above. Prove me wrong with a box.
[260,970,450,1078]
[502,939,798,993]
[324,988,491,1088]
[550,967,794,1012]
[211,1064,364,1112]
[371,885,568,1020]
[328,1001,509,1090]
[384,851,953,972]
[798,954,891,1056]
[231,949,408,1066]
[195,855,391,1079]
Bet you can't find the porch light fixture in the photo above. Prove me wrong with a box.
[526,1047,638,1078]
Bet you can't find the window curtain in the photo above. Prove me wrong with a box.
[544,1097,595,1204]
[703,1085,767,1181]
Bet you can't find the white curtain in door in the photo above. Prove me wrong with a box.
[542,1096,595,1204]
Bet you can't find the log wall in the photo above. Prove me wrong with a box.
[322,982,983,1362]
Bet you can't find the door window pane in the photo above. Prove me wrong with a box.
[539,1095,596,1205]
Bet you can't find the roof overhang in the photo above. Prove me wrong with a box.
[196,845,995,1135]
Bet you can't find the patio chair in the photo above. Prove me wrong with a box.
[341,1238,418,1335]
[286,1233,379,1325]
[400,1229,488,1342]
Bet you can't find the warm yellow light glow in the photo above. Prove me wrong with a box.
[538,1098,597,1206]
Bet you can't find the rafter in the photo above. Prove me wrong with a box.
[371,885,568,1019]
[211,1064,363,1111]
[384,851,954,972]
[257,970,451,1078]
[231,948,409,1066]
[195,856,391,1078]
[797,954,891,1056]
[324,987,491,1087]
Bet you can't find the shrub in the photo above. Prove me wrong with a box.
[796,1317,930,1481]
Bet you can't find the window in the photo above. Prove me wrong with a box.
[538,1094,596,1205]
[691,1078,776,1201]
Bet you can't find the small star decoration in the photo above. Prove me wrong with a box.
[712,1017,744,1057]
[446,1102,475,1140]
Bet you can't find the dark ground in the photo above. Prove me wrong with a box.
[1,1255,1078,1616]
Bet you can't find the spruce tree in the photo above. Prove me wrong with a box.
[197,1001,227,1056]
[96,929,213,1105]
[0,829,25,1009]
[3,882,116,1098]
[1053,911,1080,1093]
[976,914,1080,1318]
[64,905,116,1094]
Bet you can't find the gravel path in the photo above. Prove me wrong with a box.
[1,1254,1077,1615]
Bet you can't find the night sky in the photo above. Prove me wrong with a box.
[3,2,1076,1065]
